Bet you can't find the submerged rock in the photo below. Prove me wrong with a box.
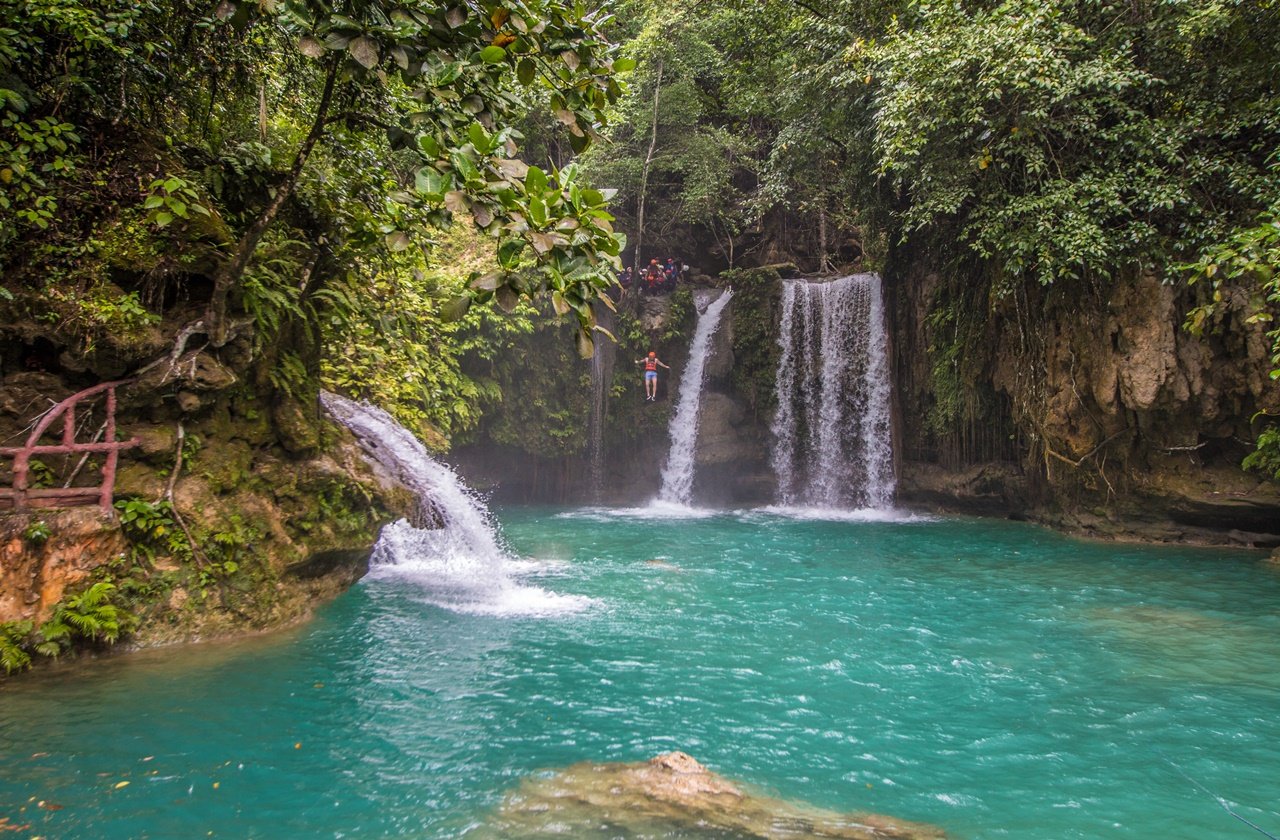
[483,751,945,839]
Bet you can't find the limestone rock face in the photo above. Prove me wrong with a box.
[272,397,322,454]
[640,296,672,333]
[135,349,238,393]
[897,462,1031,517]
[484,751,946,839]
[890,256,1280,544]
[0,509,129,624]
[696,392,752,464]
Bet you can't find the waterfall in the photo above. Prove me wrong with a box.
[657,288,733,506]
[320,392,590,616]
[770,274,895,509]
[588,305,616,501]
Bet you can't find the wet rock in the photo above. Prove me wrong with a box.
[0,509,129,624]
[695,392,752,464]
[1112,274,1179,412]
[135,349,237,392]
[0,372,69,419]
[898,462,1031,517]
[272,398,320,454]
[640,295,672,333]
[127,425,178,459]
[486,751,946,839]
[177,390,202,413]
[703,294,735,384]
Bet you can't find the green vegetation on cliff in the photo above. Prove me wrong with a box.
[582,0,1278,489]
[2,0,1277,549]
[1,0,632,434]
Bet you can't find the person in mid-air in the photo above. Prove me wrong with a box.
[636,350,670,402]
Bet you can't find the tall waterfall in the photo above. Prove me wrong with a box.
[657,288,733,506]
[320,392,589,616]
[771,274,895,509]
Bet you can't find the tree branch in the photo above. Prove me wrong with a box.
[206,56,341,346]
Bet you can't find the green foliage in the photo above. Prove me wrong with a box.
[39,582,136,654]
[22,520,51,545]
[203,513,261,569]
[115,498,191,560]
[468,299,594,458]
[0,113,80,236]
[322,225,525,444]
[723,266,782,413]
[39,283,159,351]
[1184,208,1280,478]
[0,0,149,247]
[142,175,211,228]
[180,432,202,469]
[291,479,374,536]
[1184,211,1280,367]
[661,285,695,344]
[26,458,54,489]
[204,0,631,345]
[581,2,768,267]
[860,0,1279,289]
[1242,427,1280,481]
[0,620,33,673]
[269,351,312,401]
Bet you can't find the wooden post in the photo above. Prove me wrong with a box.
[100,386,120,512]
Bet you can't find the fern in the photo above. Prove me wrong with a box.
[0,621,34,674]
[269,351,311,398]
[44,582,134,646]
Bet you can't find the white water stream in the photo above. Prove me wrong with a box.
[770,274,895,510]
[320,392,590,616]
[656,288,733,507]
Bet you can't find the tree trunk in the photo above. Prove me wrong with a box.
[258,79,268,142]
[206,59,339,346]
[633,57,663,271]
[818,205,830,273]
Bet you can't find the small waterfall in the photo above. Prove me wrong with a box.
[588,305,616,501]
[657,288,733,506]
[770,274,894,509]
[320,392,589,616]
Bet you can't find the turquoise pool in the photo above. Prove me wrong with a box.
[1,509,1276,838]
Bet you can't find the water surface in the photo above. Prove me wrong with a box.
[2,510,1277,839]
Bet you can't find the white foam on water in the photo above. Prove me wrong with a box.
[555,502,721,522]
[321,393,591,618]
[745,505,935,524]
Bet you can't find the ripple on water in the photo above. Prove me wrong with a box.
[0,510,1276,840]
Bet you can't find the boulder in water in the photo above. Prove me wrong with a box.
[486,751,946,839]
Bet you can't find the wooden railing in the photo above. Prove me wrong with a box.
[0,381,140,514]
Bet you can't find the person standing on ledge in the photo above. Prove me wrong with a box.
[636,350,670,402]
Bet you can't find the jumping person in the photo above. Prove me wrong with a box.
[636,350,670,402]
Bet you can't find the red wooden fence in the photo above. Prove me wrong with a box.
[0,381,140,514]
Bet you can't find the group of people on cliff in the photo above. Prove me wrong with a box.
[618,257,688,401]
[618,258,687,296]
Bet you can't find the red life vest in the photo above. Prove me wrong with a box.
[645,357,658,371]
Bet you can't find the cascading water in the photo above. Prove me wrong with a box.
[588,305,616,502]
[770,274,895,509]
[656,288,733,506]
[320,392,590,616]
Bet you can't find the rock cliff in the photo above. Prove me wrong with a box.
[887,254,1280,546]
[0,323,415,664]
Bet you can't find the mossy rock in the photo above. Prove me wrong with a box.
[192,438,256,494]
[272,398,321,454]
[722,266,784,413]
